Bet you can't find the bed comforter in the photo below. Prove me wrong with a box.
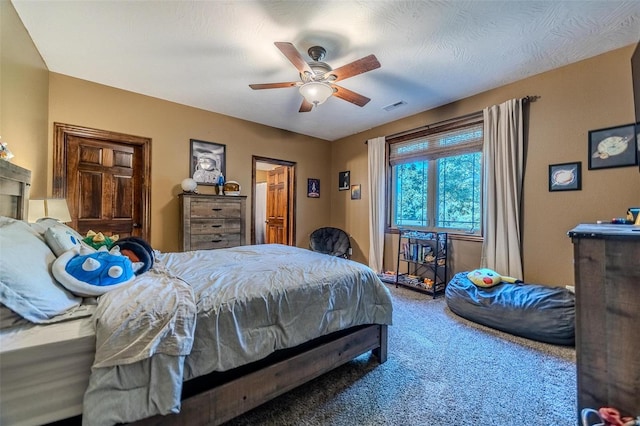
[83,244,393,425]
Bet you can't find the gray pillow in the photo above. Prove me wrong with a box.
[0,217,82,322]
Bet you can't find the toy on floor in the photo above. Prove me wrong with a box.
[581,407,640,426]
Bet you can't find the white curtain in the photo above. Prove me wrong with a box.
[481,98,524,279]
[367,136,386,272]
[255,182,267,244]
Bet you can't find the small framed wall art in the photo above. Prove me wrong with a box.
[190,139,226,185]
[351,184,361,200]
[307,178,320,198]
[549,161,581,192]
[339,171,350,190]
[588,123,637,170]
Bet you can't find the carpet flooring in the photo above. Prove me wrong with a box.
[226,284,577,426]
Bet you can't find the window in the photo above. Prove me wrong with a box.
[388,115,483,235]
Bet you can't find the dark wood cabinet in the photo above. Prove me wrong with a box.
[568,224,640,418]
[180,193,246,251]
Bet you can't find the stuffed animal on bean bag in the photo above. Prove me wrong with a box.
[467,268,522,288]
[52,245,135,297]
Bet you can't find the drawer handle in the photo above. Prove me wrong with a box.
[211,224,222,228]
[211,208,222,211]
[211,239,223,243]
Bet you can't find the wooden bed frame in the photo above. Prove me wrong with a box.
[137,324,387,426]
[0,161,389,426]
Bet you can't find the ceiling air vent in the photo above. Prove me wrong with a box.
[382,101,407,112]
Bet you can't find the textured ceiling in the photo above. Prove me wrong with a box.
[11,0,640,141]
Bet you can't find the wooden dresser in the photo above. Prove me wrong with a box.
[179,193,246,251]
[568,224,640,418]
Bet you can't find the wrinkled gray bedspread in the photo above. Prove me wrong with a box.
[83,244,393,426]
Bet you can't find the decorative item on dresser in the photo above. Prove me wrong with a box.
[568,224,640,421]
[179,193,246,251]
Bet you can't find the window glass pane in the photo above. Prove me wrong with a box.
[436,152,481,232]
[388,115,483,235]
[394,161,428,227]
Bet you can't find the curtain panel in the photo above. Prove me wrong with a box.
[481,98,524,279]
[367,136,386,273]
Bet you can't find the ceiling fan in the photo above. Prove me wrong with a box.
[249,42,381,112]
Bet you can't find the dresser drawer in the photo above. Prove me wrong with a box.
[190,200,241,218]
[190,219,241,235]
[190,233,241,250]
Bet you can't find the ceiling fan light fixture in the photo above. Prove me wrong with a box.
[299,81,334,106]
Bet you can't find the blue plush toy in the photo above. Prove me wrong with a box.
[52,246,135,297]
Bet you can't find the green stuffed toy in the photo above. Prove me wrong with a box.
[467,268,521,288]
[82,230,119,250]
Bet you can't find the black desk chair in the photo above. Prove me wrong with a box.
[309,227,351,259]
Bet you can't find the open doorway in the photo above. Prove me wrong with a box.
[251,156,296,245]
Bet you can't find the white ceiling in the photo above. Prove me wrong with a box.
[11,0,640,141]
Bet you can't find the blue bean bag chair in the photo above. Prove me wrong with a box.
[445,271,575,345]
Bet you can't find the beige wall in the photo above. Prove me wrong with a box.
[332,45,640,287]
[1,0,49,195]
[47,74,332,251]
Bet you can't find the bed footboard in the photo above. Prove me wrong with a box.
[135,323,388,426]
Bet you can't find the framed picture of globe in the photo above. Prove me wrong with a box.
[588,123,637,170]
[190,139,226,185]
[549,162,581,192]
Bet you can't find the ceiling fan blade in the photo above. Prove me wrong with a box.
[275,42,314,76]
[249,82,299,90]
[331,84,371,107]
[299,99,314,113]
[328,54,381,82]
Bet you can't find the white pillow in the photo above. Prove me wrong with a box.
[29,218,66,236]
[45,224,84,256]
[0,217,82,322]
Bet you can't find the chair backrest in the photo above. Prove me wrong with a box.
[309,227,351,258]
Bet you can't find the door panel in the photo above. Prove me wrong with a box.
[66,135,141,238]
[251,156,296,246]
[54,128,148,239]
[53,123,151,241]
[266,166,289,245]
[113,175,134,219]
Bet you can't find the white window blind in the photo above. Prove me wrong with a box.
[389,118,483,165]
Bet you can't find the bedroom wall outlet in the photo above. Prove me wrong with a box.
[348,247,352,256]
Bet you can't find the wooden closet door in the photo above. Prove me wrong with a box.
[66,135,142,238]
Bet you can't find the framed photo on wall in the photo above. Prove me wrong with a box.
[190,139,226,185]
[339,171,350,190]
[307,178,320,198]
[588,123,637,170]
[351,184,361,200]
[549,161,581,192]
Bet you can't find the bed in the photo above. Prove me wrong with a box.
[0,160,393,426]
